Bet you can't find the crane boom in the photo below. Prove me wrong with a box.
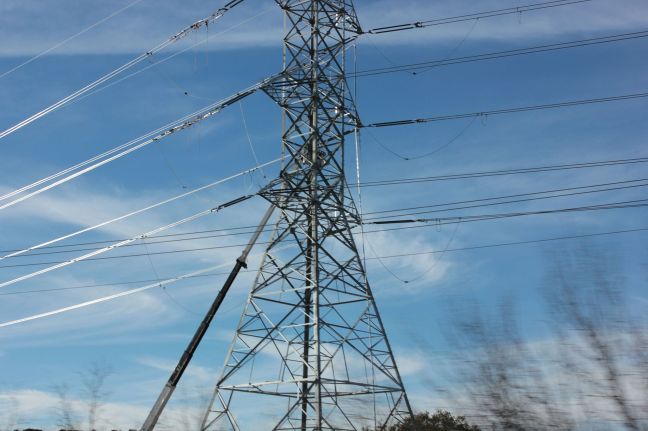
[140,205,274,431]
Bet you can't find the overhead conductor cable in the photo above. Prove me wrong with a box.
[0,0,146,80]
[0,192,261,290]
[0,0,246,140]
[364,91,648,128]
[365,0,593,34]
[0,74,281,211]
[0,158,280,262]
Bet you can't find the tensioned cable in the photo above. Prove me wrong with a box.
[3,174,642,260]
[0,241,271,269]
[364,91,648,128]
[365,199,648,226]
[0,158,280,262]
[3,174,638,261]
[2,155,647,256]
[350,30,648,78]
[364,227,648,260]
[0,0,146,80]
[3,199,647,269]
[0,261,234,328]
[3,227,647,297]
[0,192,259,289]
[0,226,267,256]
[352,156,648,188]
[0,271,239,296]
[0,244,292,328]
[0,0,246,140]
[364,0,593,34]
[363,178,648,218]
[0,74,281,211]
[61,6,276,112]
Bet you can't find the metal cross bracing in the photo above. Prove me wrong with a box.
[200,1,412,430]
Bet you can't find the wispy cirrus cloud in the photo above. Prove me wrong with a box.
[2,0,648,58]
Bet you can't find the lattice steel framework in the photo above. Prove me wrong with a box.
[200,1,412,429]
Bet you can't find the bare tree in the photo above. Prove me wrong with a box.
[53,362,113,431]
[432,243,648,430]
[80,362,113,431]
[546,245,648,430]
[53,382,78,430]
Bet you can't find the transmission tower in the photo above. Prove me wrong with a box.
[199,1,413,429]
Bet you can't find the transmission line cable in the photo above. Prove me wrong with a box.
[0,159,279,262]
[364,227,648,260]
[366,116,477,160]
[2,155,647,257]
[0,227,269,257]
[0,244,292,328]
[352,156,648,188]
[0,261,234,328]
[0,192,260,289]
[364,178,648,218]
[365,199,648,226]
[0,271,240,296]
[3,199,647,269]
[0,74,281,211]
[3,227,647,298]
[0,0,146,80]
[364,91,648,128]
[367,220,461,284]
[364,0,594,34]
[0,0,246,140]
[351,30,648,78]
[5,173,644,259]
[61,6,276,111]
[0,241,274,270]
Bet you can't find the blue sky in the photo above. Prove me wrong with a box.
[0,0,647,428]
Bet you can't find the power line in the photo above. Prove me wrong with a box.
[0,193,258,289]
[365,0,593,34]
[366,199,648,225]
[364,227,648,260]
[364,91,648,128]
[0,241,269,269]
[0,75,281,212]
[0,225,264,255]
[3,199,647,269]
[364,178,648,218]
[61,6,277,112]
[0,160,279,263]
[0,0,247,140]
[351,30,648,78]
[0,0,147,80]
[0,261,235,328]
[364,116,477,161]
[353,156,648,188]
[0,271,238,296]
[3,226,647,296]
[2,156,647,256]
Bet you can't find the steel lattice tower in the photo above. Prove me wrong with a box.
[200,1,412,429]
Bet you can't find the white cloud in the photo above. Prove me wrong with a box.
[394,348,426,376]
[360,229,453,293]
[0,0,282,57]
[2,0,648,57]
[359,0,648,45]
[0,387,215,430]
